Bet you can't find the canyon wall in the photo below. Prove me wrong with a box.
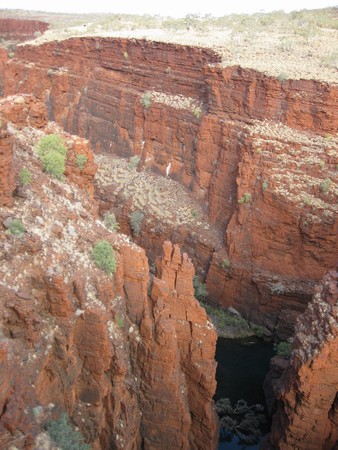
[265,269,338,450]
[0,96,218,449]
[1,37,337,336]
[0,18,48,43]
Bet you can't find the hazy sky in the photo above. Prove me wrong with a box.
[1,0,337,17]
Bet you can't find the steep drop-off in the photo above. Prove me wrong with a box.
[1,37,337,338]
[0,95,218,449]
[265,269,338,450]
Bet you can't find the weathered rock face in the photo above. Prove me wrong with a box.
[0,97,218,449]
[265,269,338,450]
[1,36,337,336]
[0,18,48,42]
[0,118,14,206]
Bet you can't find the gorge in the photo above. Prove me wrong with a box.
[0,11,337,450]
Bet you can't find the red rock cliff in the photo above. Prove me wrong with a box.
[1,37,337,338]
[0,18,48,42]
[0,95,218,449]
[265,269,338,450]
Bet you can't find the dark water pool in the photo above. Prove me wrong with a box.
[215,337,274,449]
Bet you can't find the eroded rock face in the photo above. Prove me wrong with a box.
[265,269,338,450]
[1,36,337,336]
[0,97,218,448]
[0,118,14,206]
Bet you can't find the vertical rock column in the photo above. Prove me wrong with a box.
[135,241,219,449]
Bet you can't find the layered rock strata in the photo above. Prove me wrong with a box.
[1,37,337,336]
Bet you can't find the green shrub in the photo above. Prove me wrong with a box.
[193,107,202,119]
[252,324,265,338]
[45,413,90,450]
[19,168,32,186]
[140,91,152,108]
[274,341,292,358]
[7,219,25,236]
[36,134,67,179]
[130,210,144,236]
[238,193,251,204]
[320,178,331,193]
[92,240,117,274]
[221,259,230,270]
[104,212,120,231]
[41,151,66,179]
[128,155,140,170]
[76,154,88,170]
[36,134,67,158]
[262,180,268,191]
[193,276,208,301]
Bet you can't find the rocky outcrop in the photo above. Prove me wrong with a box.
[0,118,14,206]
[265,269,338,450]
[0,18,48,42]
[1,37,337,336]
[0,97,218,449]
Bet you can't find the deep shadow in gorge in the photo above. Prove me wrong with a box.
[214,337,274,448]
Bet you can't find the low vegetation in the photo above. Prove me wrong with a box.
[103,211,120,231]
[128,155,140,170]
[7,219,26,236]
[238,193,251,204]
[140,91,152,109]
[274,341,292,358]
[19,168,32,186]
[193,276,208,301]
[92,240,117,274]
[76,154,88,170]
[36,134,67,179]
[45,413,90,450]
[130,210,144,236]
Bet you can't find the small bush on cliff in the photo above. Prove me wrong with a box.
[140,91,152,109]
[128,155,140,170]
[76,154,88,170]
[7,219,26,236]
[104,212,120,231]
[193,276,208,301]
[92,240,117,275]
[320,178,331,193]
[36,134,67,179]
[130,210,144,236]
[238,193,251,204]
[274,341,292,358]
[45,413,90,450]
[19,168,32,186]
